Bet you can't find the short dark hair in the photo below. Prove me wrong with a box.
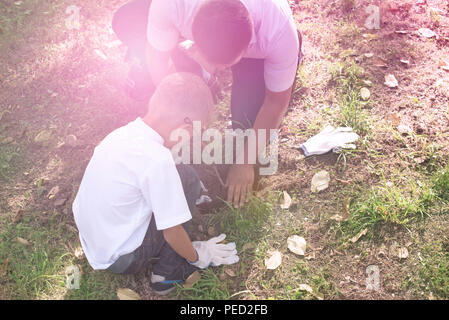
[192,0,252,65]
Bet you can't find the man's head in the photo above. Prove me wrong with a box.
[192,0,252,68]
[143,72,214,147]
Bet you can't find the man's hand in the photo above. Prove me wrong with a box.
[226,164,254,208]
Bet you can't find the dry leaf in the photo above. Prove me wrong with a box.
[280,191,292,210]
[363,80,373,87]
[54,198,67,207]
[362,33,377,41]
[364,53,374,58]
[298,284,313,293]
[183,271,201,288]
[47,186,59,199]
[311,171,330,193]
[117,288,141,300]
[360,87,371,100]
[265,251,282,270]
[397,124,413,134]
[384,74,398,88]
[439,59,449,71]
[224,268,237,278]
[398,247,409,259]
[242,242,256,251]
[418,28,436,38]
[17,237,31,246]
[400,59,410,65]
[350,228,368,243]
[287,235,306,256]
[74,247,85,259]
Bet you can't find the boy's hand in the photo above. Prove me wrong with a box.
[190,234,239,269]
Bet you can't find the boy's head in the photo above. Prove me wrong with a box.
[143,72,214,147]
[192,0,252,68]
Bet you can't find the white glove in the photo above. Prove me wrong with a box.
[300,126,359,156]
[189,234,239,269]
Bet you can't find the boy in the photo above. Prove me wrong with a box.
[72,73,239,295]
[112,0,303,208]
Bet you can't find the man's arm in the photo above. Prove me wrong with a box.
[145,42,173,86]
[226,86,293,207]
[163,225,198,262]
[145,0,179,85]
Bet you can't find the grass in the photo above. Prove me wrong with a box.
[329,61,372,136]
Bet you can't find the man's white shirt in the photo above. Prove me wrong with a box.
[147,0,300,92]
[72,118,192,270]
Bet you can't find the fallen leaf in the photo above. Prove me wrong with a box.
[305,252,316,260]
[47,186,60,199]
[1,137,14,145]
[117,288,141,300]
[265,251,282,270]
[242,242,256,251]
[311,170,330,193]
[34,130,53,146]
[400,59,410,65]
[287,235,306,256]
[360,87,371,100]
[397,124,413,134]
[224,268,237,278]
[64,134,79,147]
[298,284,313,293]
[362,33,377,41]
[74,247,84,259]
[418,28,436,38]
[17,237,31,246]
[350,228,368,243]
[362,80,373,87]
[398,247,409,259]
[371,57,388,68]
[280,191,292,210]
[364,53,374,58]
[183,271,201,288]
[439,59,449,71]
[384,74,399,88]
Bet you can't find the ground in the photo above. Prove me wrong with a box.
[0,0,448,300]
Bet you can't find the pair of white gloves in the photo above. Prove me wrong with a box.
[189,234,239,269]
[299,126,360,157]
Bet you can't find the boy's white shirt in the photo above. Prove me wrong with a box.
[72,118,192,270]
[147,0,299,93]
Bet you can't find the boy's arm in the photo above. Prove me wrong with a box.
[162,225,198,263]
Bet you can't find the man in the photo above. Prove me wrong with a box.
[112,0,302,208]
[73,73,239,295]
